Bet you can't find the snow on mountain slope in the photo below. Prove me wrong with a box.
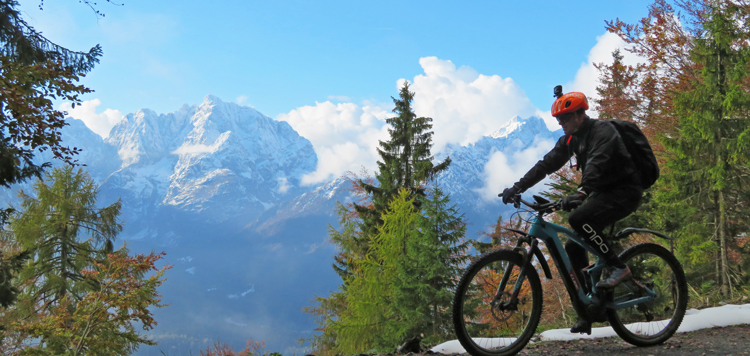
[100,95,317,227]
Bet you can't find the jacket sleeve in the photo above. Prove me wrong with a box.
[515,135,571,191]
[579,122,619,193]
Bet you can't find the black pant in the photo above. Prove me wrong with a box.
[565,185,643,290]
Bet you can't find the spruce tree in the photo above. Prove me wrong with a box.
[411,185,469,342]
[355,81,451,234]
[660,2,750,297]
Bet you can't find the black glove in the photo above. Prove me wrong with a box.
[500,185,522,205]
[561,190,588,211]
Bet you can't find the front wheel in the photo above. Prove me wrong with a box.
[452,249,543,356]
[606,243,688,346]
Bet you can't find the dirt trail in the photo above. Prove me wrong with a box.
[415,324,750,356]
[513,324,750,356]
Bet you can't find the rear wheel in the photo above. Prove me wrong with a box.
[452,249,543,356]
[606,243,688,346]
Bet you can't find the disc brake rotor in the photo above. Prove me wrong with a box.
[490,291,519,322]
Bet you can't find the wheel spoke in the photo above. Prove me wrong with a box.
[607,243,688,346]
[453,250,543,356]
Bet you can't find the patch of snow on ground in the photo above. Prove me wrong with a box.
[431,303,750,354]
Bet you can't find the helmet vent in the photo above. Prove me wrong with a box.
[564,100,571,108]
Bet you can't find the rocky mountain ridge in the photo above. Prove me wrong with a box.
[0,96,562,355]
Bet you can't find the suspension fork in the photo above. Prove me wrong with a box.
[493,238,539,306]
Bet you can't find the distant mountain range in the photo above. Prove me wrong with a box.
[0,96,561,355]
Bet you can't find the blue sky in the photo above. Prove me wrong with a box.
[17,0,652,186]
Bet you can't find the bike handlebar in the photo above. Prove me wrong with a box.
[513,195,561,213]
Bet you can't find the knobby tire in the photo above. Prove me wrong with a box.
[452,249,543,356]
[606,243,688,346]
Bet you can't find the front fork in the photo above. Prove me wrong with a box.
[492,238,539,311]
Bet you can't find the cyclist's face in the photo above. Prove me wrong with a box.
[557,112,584,135]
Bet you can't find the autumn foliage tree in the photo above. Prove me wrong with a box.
[604,0,701,143]
[594,49,642,123]
[0,168,169,355]
[0,0,113,311]
[8,250,169,356]
[0,0,105,187]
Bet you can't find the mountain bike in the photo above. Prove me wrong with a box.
[451,195,688,356]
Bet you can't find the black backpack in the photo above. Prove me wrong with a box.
[607,119,660,189]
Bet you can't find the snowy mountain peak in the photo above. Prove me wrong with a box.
[489,115,550,139]
[94,96,318,225]
[489,115,523,138]
[203,94,223,104]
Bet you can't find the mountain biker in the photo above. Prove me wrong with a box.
[500,90,643,335]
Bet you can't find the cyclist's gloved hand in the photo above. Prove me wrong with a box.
[561,190,588,211]
[499,184,522,205]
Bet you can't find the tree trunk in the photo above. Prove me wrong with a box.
[718,188,730,296]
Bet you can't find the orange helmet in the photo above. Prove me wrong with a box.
[551,92,589,117]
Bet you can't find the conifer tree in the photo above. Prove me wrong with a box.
[336,81,450,282]
[10,166,122,306]
[355,81,451,234]
[0,0,115,315]
[305,84,467,355]
[412,185,469,341]
[660,1,750,297]
[334,189,421,353]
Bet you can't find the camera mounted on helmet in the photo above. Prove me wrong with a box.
[554,85,563,99]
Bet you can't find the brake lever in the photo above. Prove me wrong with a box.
[513,194,522,209]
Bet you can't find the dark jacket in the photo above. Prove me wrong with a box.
[515,117,640,194]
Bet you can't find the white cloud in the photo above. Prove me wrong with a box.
[279,57,550,186]
[408,57,539,153]
[61,99,123,138]
[282,52,647,188]
[277,101,390,185]
[476,151,513,201]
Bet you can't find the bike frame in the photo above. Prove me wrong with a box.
[499,203,657,319]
